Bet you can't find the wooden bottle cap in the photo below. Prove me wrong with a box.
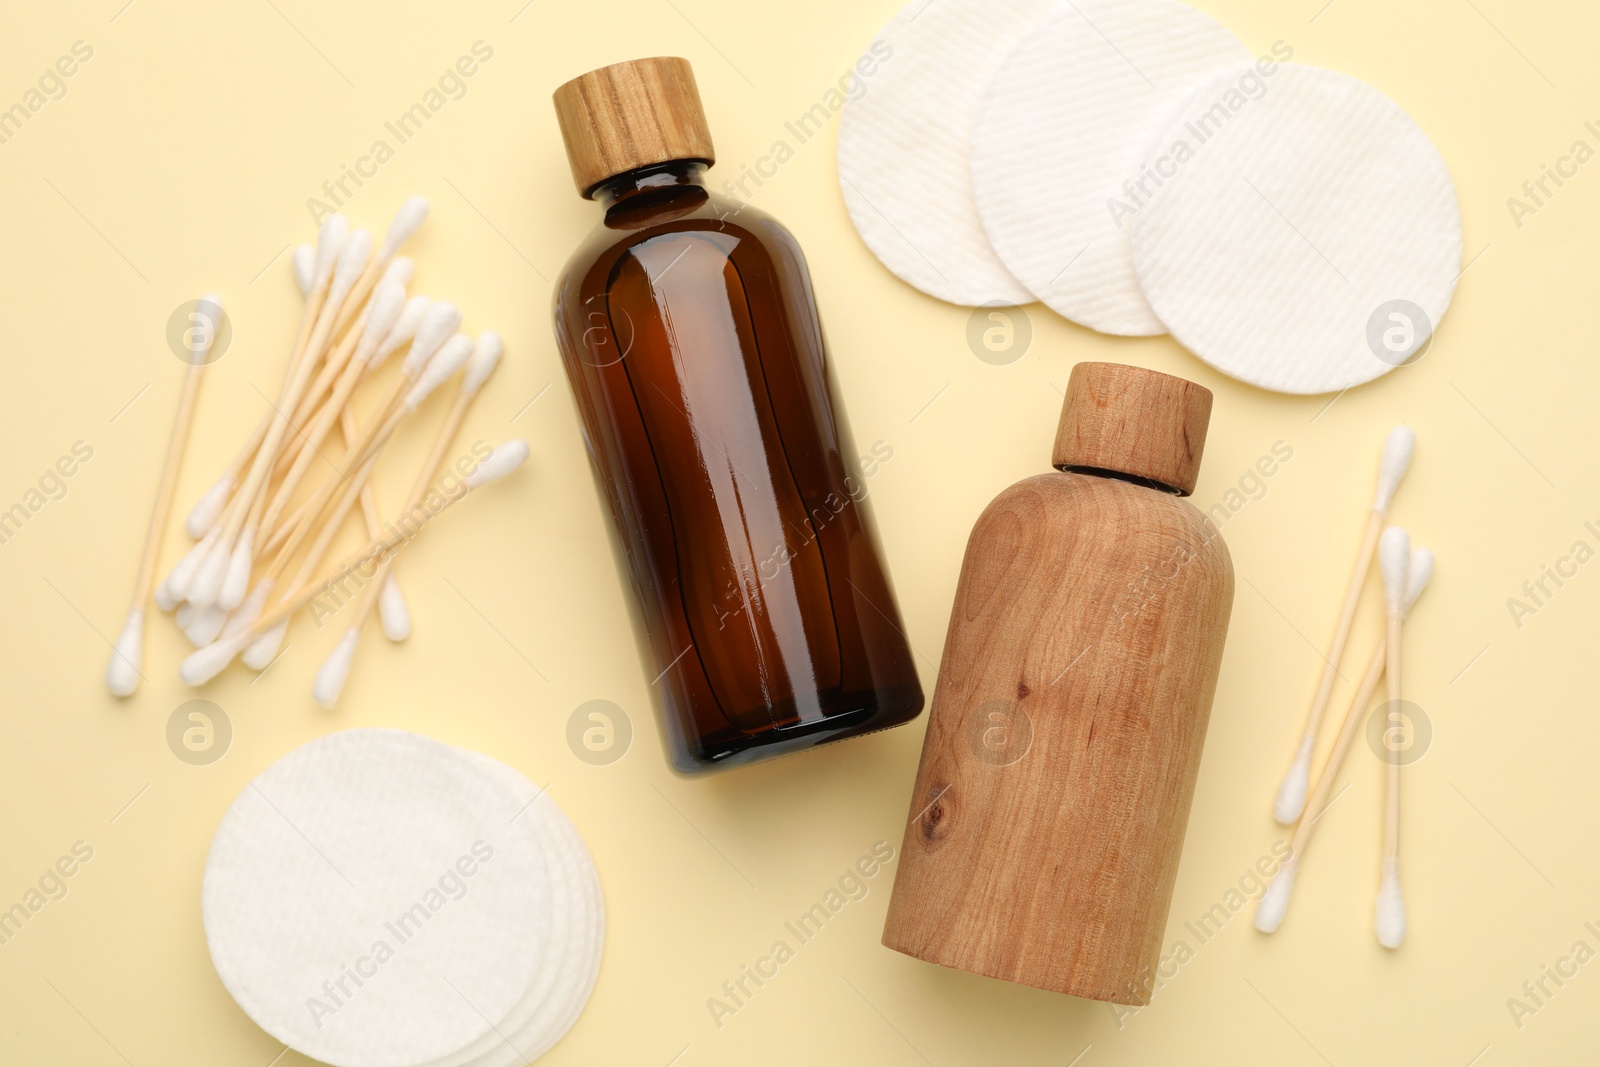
[552,57,716,199]
[1052,362,1212,496]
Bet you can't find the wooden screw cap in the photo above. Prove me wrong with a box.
[552,57,715,199]
[1052,362,1212,496]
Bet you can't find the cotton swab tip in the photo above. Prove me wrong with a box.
[1273,751,1311,825]
[467,440,530,488]
[313,215,349,286]
[1372,426,1416,512]
[1254,860,1297,934]
[180,636,244,687]
[378,295,433,360]
[329,229,374,304]
[154,579,181,613]
[380,195,430,260]
[1379,527,1411,614]
[1403,547,1434,615]
[185,472,233,538]
[242,618,289,670]
[186,534,233,609]
[357,281,409,363]
[403,301,462,377]
[379,575,411,641]
[463,330,504,394]
[1375,861,1406,948]
[164,528,218,604]
[312,629,361,709]
[106,609,144,697]
[405,333,473,408]
[184,603,230,647]
[219,531,254,610]
[222,579,272,641]
[379,255,414,290]
[291,244,315,296]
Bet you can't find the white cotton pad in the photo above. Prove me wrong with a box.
[837,0,1065,306]
[202,729,553,1067]
[1129,63,1463,394]
[434,751,604,1067]
[971,0,1249,335]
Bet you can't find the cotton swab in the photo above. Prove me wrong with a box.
[290,243,315,297]
[1255,545,1434,934]
[242,329,471,669]
[1376,526,1411,949]
[328,196,428,340]
[183,218,354,608]
[312,331,505,707]
[180,439,530,686]
[107,294,223,696]
[1274,427,1415,823]
[257,281,409,535]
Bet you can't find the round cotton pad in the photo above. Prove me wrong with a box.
[971,0,1249,335]
[1129,63,1462,393]
[837,0,1064,306]
[202,730,552,1067]
[442,751,604,1067]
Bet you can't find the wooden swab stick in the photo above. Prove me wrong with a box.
[240,330,472,667]
[1274,426,1415,824]
[312,332,505,707]
[106,295,223,696]
[169,218,348,607]
[329,196,428,340]
[187,225,371,609]
[1255,546,1433,933]
[182,244,320,540]
[1375,527,1411,949]
[269,257,414,484]
[179,440,530,686]
[257,282,408,537]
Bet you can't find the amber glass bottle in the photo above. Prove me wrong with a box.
[550,58,923,774]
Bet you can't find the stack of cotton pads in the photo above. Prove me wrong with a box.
[202,729,602,1067]
[839,0,1463,395]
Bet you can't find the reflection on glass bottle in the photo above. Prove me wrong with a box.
[551,58,923,773]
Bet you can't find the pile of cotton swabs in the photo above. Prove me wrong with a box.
[106,197,527,709]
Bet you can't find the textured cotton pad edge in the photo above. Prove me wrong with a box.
[836,0,1065,306]
[200,729,552,1067]
[1128,63,1463,394]
[452,752,604,1067]
[971,0,1249,335]
[411,751,575,1067]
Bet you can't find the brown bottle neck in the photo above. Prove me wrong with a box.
[595,161,708,208]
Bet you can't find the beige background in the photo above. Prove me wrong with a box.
[0,0,1594,1063]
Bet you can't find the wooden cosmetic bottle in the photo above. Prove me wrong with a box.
[881,362,1234,1005]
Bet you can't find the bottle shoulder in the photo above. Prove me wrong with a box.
[975,471,1233,574]
[556,190,800,286]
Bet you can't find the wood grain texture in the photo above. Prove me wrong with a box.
[882,471,1233,1004]
[1052,362,1212,496]
[552,57,715,198]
